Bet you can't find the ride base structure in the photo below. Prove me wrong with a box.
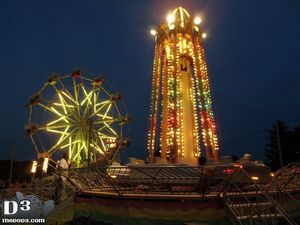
[67,161,299,225]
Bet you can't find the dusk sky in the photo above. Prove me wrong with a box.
[0,0,299,162]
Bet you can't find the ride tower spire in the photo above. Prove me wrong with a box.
[147,7,219,164]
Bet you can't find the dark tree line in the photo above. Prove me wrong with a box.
[264,121,300,171]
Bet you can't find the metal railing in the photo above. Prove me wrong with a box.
[264,163,300,223]
[220,167,298,225]
[68,166,208,196]
[67,164,276,197]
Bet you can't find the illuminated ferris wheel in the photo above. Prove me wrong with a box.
[25,70,131,168]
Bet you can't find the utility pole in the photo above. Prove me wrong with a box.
[87,120,92,170]
[9,142,15,185]
[276,121,283,169]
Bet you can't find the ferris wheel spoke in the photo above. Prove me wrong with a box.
[58,79,75,101]
[92,130,109,154]
[95,114,114,120]
[51,103,79,120]
[94,103,113,120]
[49,102,77,122]
[95,100,109,107]
[45,128,66,134]
[93,119,117,125]
[40,123,75,131]
[69,131,81,163]
[76,143,86,164]
[90,101,110,118]
[38,103,69,123]
[54,91,80,120]
[72,79,80,107]
[53,103,75,108]
[36,82,49,95]
[98,131,117,140]
[30,136,40,155]
[99,86,112,97]
[80,76,93,82]
[113,102,121,117]
[82,141,88,153]
[103,103,112,118]
[93,92,97,114]
[99,137,108,153]
[39,96,55,105]
[97,124,110,133]
[38,103,77,123]
[28,106,33,124]
[70,133,77,157]
[56,93,68,114]
[80,84,93,106]
[46,117,66,127]
[72,142,85,163]
[92,129,108,153]
[60,139,80,150]
[90,142,104,154]
[47,126,71,153]
[81,84,95,117]
[98,121,117,135]
[93,89,100,114]
[60,90,79,106]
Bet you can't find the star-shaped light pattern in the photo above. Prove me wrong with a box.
[26,72,130,168]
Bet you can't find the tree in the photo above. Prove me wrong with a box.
[286,125,300,163]
[264,121,300,171]
[264,121,288,171]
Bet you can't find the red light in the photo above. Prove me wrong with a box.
[223,169,233,174]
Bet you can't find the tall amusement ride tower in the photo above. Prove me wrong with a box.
[147,7,219,165]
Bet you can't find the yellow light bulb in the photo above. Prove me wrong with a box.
[31,161,37,173]
[150,29,157,36]
[167,14,175,24]
[194,17,202,25]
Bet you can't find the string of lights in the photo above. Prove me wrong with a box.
[147,7,219,164]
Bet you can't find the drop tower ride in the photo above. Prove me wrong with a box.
[147,7,219,165]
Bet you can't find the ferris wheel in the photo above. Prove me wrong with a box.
[25,70,131,168]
